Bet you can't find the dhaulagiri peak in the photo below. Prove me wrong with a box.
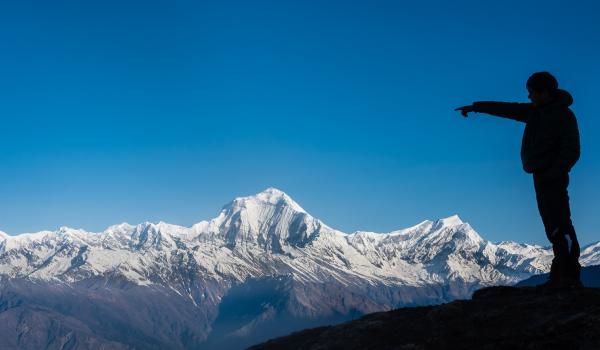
[223,187,308,214]
[1,188,469,240]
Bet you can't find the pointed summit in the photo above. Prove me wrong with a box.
[226,187,307,214]
[260,187,285,195]
[58,226,76,233]
[105,222,135,235]
[429,215,464,231]
[429,214,485,245]
[436,215,464,227]
[214,187,320,250]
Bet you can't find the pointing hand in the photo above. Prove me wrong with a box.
[455,105,474,118]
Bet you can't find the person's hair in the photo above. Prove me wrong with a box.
[526,71,559,95]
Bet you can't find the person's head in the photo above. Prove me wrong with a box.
[526,72,558,106]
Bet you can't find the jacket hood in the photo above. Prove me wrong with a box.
[542,88,573,109]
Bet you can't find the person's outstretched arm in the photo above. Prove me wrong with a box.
[455,101,534,122]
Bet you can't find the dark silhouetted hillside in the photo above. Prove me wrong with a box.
[249,286,600,350]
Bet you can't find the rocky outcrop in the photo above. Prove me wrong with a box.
[250,286,600,350]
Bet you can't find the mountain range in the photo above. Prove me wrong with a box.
[1,187,599,349]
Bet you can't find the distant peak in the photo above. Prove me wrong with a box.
[255,187,294,203]
[104,222,135,236]
[226,187,307,214]
[107,222,134,230]
[386,215,466,238]
[261,187,285,195]
[57,227,93,239]
[436,215,464,227]
[58,226,82,234]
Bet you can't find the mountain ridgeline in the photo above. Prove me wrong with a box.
[0,187,599,349]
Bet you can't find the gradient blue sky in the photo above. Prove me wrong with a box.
[1,0,598,246]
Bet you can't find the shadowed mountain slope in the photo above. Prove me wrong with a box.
[249,286,600,350]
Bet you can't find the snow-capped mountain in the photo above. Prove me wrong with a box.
[0,187,598,349]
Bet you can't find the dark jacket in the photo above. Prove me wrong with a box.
[471,89,580,175]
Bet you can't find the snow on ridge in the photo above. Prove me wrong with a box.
[348,216,464,241]
[222,187,307,215]
[0,187,597,289]
[348,215,469,240]
[0,189,472,246]
[582,241,600,251]
[580,242,600,266]
[0,188,319,261]
[0,189,566,260]
[0,191,515,250]
[431,214,464,231]
[105,222,135,235]
[387,219,433,236]
[136,221,190,235]
[5,230,56,241]
[4,220,197,241]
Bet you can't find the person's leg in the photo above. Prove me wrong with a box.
[534,173,562,282]
[533,172,581,284]
[554,173,581,283]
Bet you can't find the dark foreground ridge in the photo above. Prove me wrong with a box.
[249,286,600,350]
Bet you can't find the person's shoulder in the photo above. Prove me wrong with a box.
[561,107,577,121]
[551,107,578,130]
[548,106,575,119]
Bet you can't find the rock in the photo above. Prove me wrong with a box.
[249,286,600,350]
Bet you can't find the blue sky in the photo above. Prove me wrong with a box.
[0,0,598,246]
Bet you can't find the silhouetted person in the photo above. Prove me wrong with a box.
[455,72,582,288]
